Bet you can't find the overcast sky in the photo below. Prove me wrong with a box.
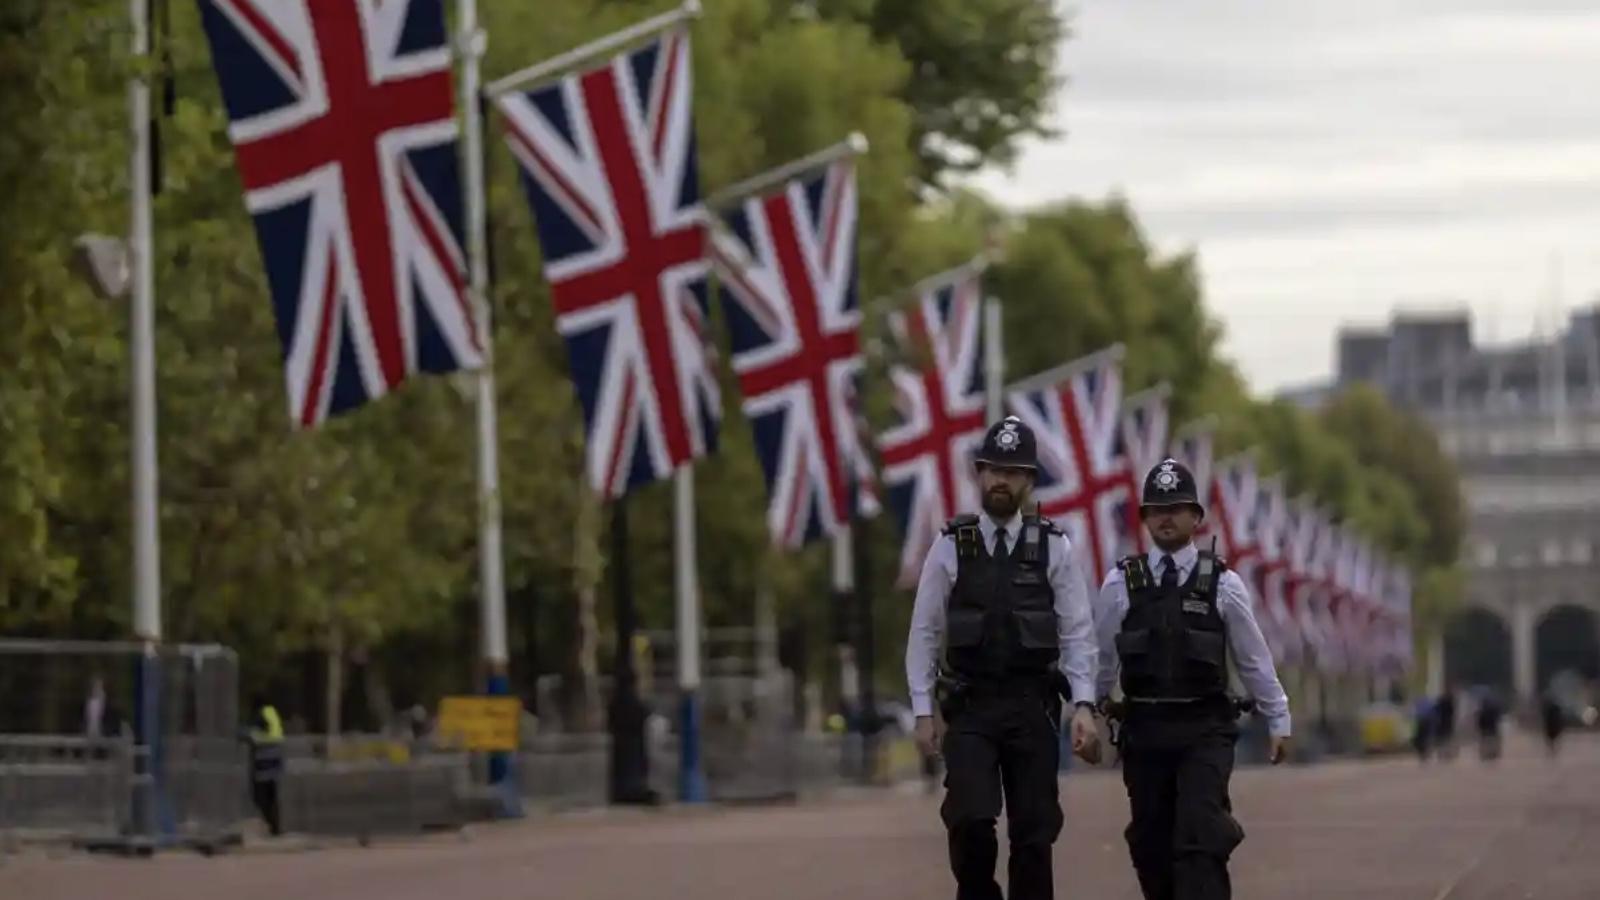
[971,0,1600,394]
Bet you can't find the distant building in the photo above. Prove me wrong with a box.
[1305,307,1600,703]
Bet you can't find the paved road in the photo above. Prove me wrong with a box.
[9,732,1600,899]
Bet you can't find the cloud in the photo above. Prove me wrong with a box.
[974,1,1600,391]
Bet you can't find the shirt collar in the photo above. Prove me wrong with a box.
[1148,542,1198,577]
[980,511,1024,544]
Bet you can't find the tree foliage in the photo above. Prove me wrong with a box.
[811,0,1066,186]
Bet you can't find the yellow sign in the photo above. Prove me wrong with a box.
[436,696,521,751]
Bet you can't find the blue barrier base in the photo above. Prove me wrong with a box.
[678,689,707,804]
[485,673,524,819]
[132,649,175,843]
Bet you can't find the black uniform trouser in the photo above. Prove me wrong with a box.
[252,776,282,835]
[940,691,1063,900]
[1120,709,1243,900]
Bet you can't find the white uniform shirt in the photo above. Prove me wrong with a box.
[1095,542,1293,738]
[905,512,1098,718]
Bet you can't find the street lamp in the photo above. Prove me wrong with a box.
[63,0,167,846]
[73,234,132,300]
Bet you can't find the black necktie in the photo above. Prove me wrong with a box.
[1160,554,1179,588]
[994,527,1009,559]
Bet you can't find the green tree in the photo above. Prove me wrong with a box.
[1319,384,1464,568]
[988,197,1228,422]
[812,0,1066,186]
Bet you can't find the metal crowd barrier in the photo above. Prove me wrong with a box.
[2,728,903,851]
[163,737,247,847]
[0,735,132,845]
[516,733,611,810]
[274,736,470,838]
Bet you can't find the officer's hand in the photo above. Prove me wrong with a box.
[915,715,944,759]
[1269,735,1290,765]
[1069,706,1100,763]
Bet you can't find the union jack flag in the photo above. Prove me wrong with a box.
[197,0,483,427]
[1315,519,1350,671]
[878,264,988,586]
[1345,537,1377,670]
[1006,347,1129,580]
[1119,386,1171,478]
[497,30,718,499]
[1285,499,1331,663]
[711,158,866,548]
[1112,385,1171,558]
[1207,454,1257,565]
[1170,422,1215,518]
[1250,474,1300,664]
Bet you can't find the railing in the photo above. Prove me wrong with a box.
[0,735,133,845]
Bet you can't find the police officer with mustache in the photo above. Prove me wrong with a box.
[906,415,1101,900]
[1096,458,1292,900]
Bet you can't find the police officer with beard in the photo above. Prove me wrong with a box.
[906,416,1101,900]
[1095,458,1291,900]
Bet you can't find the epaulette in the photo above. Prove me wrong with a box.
[1118,554,1153,591]
[1029,513,1064,536]
[942,513,980,535]
[944,514,982,561]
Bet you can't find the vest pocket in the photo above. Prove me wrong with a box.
[1013,609,1058,649]
[947,608,985,647]
[1114,629,1151,658]
[1183,629,1226,668]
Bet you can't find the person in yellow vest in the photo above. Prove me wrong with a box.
[247,694,285,836]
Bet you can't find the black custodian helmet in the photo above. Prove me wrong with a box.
[974,416,1038,471]
[1140,457,1204,517]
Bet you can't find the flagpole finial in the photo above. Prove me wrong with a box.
[846,131,870,155]
[683,0,703,17]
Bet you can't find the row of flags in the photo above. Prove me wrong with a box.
[1206,459,1415,674]
[193,1,1410,675]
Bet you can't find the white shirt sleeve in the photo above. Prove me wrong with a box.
[1093,569,1130,701]
[906,535,956,717]
[1049,533,1098,705]
[1217,571,1293,737]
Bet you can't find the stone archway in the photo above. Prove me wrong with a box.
[1444,606,1511,691]
[1535,604,1600,692]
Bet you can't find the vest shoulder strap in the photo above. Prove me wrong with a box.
[944,514,982,561]
[1118,555,1153,592]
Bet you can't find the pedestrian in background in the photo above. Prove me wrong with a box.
[247,693,285,836]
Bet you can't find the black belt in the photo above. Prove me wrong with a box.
[959,676,1053,698]
[1123,695,1254,715]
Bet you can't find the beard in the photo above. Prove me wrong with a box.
[981,487,1021,518]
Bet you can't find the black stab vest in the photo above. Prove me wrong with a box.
[942,514,1060,682]
[1114,551,1229,701]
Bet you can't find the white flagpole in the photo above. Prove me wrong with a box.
[457,2,513,807]
[129,0,166,842]
[705,133,868,211]
[832,526,859,723]
[674,464,706,801]
[984,298,1003,423]
[485,0,701,97]
[129,0,160,647]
